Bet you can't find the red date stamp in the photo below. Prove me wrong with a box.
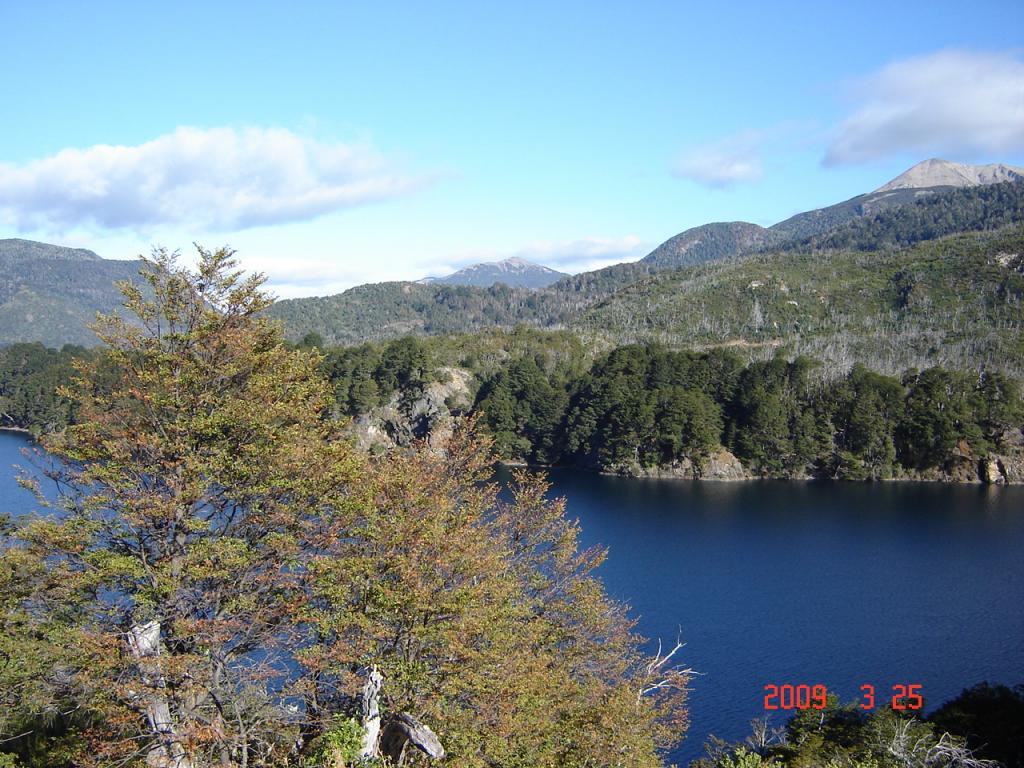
[763,684,923,711]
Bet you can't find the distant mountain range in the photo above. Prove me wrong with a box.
[266,160,1024,376]
[633,159,1024,271]
[1,159,1022,365]
[421,257,567,289]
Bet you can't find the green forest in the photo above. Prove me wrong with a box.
[6,328,1022,483]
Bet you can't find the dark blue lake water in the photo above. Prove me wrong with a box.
[4,432,1022,766]
[496,466,1024,765]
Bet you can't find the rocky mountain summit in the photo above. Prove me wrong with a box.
[874,158,1024,193]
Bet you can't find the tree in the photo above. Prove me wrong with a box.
[974,371,1024,449]
[928,683,1024,768]
[304,432,690,767]
[732,370,792,475]
[897,367,981,469]
[4,246,345,766]
[829,365,903,480]
[654,387,722,466]
[2,247,690,767]
[474,357,567,463]
[375,336,430,394]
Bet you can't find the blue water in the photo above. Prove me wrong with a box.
[0,431,48,516]
[4,432,1022,765]
[510,468,1024,765]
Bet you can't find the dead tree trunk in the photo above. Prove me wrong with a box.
[127,620,194,768]
[359,665,384,760]
[380,714,446,766]
[358,666,445,767]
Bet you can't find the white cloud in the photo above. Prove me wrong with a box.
[0,126,424,231]
[515,235,650,272]
[672,131,763,188]
[247,255,377,300]
[826,49,1024,165]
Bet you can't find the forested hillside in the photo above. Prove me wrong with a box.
[775,180,1024,253]
[267,183,1024,378]
[576,224,1024,377]
[0,239,142,347]
[638,221,770,269]
[0,342,85,434]
[9,329,1021,485]
[268,280,573,345]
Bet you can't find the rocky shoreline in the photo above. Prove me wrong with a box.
[588,444,1024,485]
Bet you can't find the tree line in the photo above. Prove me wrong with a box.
[3,333,1022,481]
[472,345,1023,480]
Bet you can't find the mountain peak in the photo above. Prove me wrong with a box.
[423,256,568,289]
[873,159,1024,193]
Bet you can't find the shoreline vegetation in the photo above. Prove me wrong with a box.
[499,460,1019,483]
[690,682,1024,768]
[2,333,1022,485]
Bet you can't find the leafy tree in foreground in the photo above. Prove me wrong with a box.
[0,247,689,767]
[5,246,343,766]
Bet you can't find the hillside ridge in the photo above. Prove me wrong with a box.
[0,238,102,262]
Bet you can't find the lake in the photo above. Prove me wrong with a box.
[3,432,1022,766]
[496,466,1024,765]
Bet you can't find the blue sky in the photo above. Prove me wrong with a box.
[1,1,1022,297]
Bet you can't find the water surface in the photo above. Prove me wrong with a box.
[500,467,1024,765]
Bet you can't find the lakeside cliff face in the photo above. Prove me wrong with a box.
[347,366,475,455]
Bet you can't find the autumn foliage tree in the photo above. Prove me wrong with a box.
[0,247,688,767]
